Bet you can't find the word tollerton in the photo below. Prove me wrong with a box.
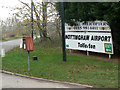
[66,35,111,42]
[78,43,96,49]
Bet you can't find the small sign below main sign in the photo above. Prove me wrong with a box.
[104,43,113,54]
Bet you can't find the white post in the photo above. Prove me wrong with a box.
[1,49,5,57]
[20,39,23,48]
[0,72,2,90]
[87,51,89,56]
[69,49,72,53]
[109,54,111,59]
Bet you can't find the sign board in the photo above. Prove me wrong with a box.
[65,21,114,54]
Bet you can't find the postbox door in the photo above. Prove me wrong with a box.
[26,37,33,51]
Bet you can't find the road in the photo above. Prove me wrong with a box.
[0,39,22,53]
[2,73,87,88]
[0,39,89,88]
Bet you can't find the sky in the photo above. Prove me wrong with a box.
[0,0,49,21]
[1,0,119,21]
[0,0,31,20]
[0,0,57,22]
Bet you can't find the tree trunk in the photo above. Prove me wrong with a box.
[42,2,47,38]
[56,18,61,37]
[110,22,120,55]
[41,2,51,41]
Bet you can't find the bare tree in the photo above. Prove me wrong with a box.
[14,0,58,41]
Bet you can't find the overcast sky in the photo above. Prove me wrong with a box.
[0,0,31,20]
[1,0,119,21]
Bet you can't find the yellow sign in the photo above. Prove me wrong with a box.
[99,27,109,30]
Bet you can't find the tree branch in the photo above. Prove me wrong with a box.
[18,0,31,9]
[47,14,57,18]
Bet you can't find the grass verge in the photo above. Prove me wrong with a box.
[0,37,21,42]
[2,45,118,88]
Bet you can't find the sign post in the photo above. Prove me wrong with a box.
[61,1,66,62]
[31,0,34,38]
[87,51,89,56]
[109,54,111,59]
[28,51,30,71]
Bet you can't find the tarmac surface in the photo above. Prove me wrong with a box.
[0,39,92,88]
[2,73,88,88]
[0,39,22,53]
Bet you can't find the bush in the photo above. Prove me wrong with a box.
[9,34,15,38]
[33,36,62,48]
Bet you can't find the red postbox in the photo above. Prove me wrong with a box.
[23,37,33,51]
[22,37,33,71]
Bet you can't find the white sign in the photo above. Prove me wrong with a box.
[65,21,114,54]
[65,21,111,31]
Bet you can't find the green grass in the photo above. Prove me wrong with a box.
[0,37,21,42]
[2,45,118,88]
